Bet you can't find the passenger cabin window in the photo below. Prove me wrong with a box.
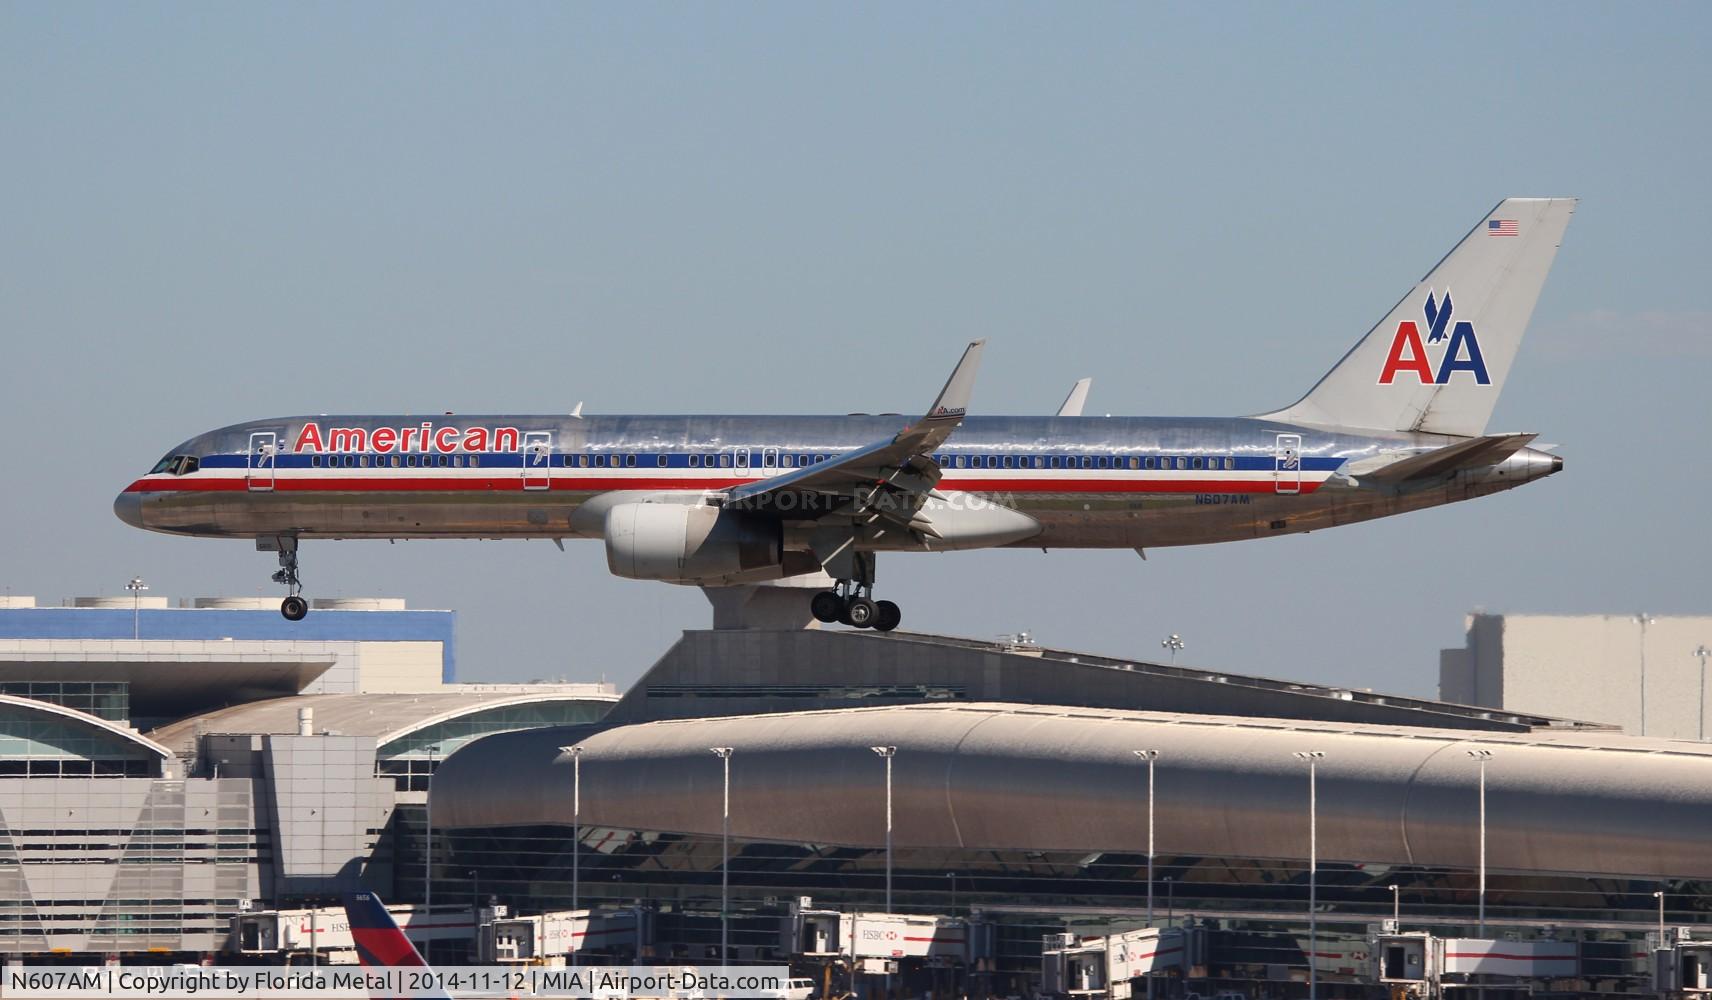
[1175,457,1187,470]
[625,454,637,468]
[657,455,668,468]
[1191,457,1203,470]
[689,454,701,468]
[1224,457,1236,470]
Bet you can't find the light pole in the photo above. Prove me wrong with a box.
[1160,634,1184,665]
[1133,751,1160,924]
[1163,876,1174,924]
[1293,750,1325,1000]
[126,576,148,640]
[424,746,435,917]
[1389,884,1400,927]
[710,747,734,967]
[559,745,584,965]
[1134,750,1161,1000]
[871,746,897,1000]
[1694,646,1711,742]
[1636,613,1655,735]
[1467,749,1493,935]
[1655,889,1667,949]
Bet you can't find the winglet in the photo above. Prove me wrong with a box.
[1056,377,1092,417]
[922,340,986,424]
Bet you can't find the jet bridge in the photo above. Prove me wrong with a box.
[1041,926,1189,999]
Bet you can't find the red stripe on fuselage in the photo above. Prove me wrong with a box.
[124,476,1323,495]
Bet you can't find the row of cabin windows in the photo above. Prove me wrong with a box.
[933,454,1239,471]
[303,452,1243,472]
[310,454,483,468]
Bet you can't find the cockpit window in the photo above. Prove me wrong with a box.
[149,455,200,476]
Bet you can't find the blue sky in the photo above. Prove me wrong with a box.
[3,3,1708,694]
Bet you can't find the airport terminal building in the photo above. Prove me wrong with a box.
[0,594,1709,997]
[0,595,615,955]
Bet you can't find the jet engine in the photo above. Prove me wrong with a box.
[603,502,784,584]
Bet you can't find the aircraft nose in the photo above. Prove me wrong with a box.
[113,491,144,529]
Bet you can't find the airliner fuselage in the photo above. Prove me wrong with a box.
[116,413,1557,550]
[114,197,1577,628]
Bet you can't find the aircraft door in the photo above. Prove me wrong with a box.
[247,432,276,492]
[522,431,552,491]
[761,447,780,478]
[1273,433,1302,494]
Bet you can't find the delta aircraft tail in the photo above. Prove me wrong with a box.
[1261,197,1575,437]
[342,891,454,1000]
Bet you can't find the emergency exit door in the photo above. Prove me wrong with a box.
[522,431,552,491]
[1274,433,1302,494]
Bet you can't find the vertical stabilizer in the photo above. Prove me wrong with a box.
[1260,198,1575,436]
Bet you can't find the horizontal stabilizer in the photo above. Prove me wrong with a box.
[1359,433,1537,485]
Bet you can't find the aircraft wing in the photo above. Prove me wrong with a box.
[1358,432,1538,485]
[723,340,985,520]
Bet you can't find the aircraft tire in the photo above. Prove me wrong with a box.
[842,597,877,629]
[873,600,901,633]
[810,591,844,624]
[281,596,309,621]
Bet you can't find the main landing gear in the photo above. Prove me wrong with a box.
[808,552,901,632]
[265,536,309,621]
[811,586,901,632]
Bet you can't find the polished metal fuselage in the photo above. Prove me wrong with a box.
[118,413,1561,552]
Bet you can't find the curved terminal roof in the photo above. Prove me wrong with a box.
[0,694,175,771]
[149,688,617,760]
[433,700,1712,881]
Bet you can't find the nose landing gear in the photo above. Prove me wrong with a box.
[263,536,309,621]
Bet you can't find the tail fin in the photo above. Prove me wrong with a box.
[343,890,431,969]
[1259,198,1575,436]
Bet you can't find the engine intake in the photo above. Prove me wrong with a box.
[604,502,782,584]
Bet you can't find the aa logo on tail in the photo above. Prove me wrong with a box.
[1377,290,1491,385]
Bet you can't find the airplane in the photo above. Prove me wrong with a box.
[116,198,1573,632]
[343,890,455,1000]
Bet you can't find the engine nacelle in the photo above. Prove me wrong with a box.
[604,502,783,584]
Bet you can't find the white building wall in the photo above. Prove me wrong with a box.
[1442,614,1712,739]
